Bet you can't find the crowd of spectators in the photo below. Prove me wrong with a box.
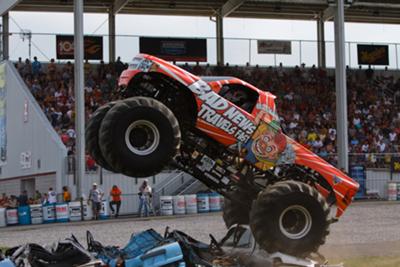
[15,57,400,169]
[0,187,58,208]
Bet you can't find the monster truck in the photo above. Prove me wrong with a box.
[86,54,359,257]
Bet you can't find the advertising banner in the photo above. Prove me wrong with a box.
[357,44,389,65]
[56,35,103,60]
[0,63,6,165]
[257,40,292,54]
[139,37,207,62]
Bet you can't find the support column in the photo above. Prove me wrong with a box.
[216,14,224,66]
[2,13,9,60]
[108,11,116,62]
[334,0,349,172]
[317,17,326,68]
[74,0,85,198]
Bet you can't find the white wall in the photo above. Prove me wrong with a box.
[0,61,67,195]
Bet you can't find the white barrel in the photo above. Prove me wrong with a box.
[209,193,222,212]
[197,194,210,213]
[6,209,18,225]
[83,202,93,220]
[69,202,82,221]
[30,204,43,224]
[0,208,6,227]
[42,204,56,223]
[55,203,69,222]
[184,195,198,214]
[388,182,397,201]
[99,201,109,219]
[397,183,400,201]
[173,195,186,215]
[160,196,173,216]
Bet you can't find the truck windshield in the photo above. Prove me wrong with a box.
[128,57,143,70]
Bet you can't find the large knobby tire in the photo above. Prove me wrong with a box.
[249,180,330,257]
[85,102,117,172]
[223,188,253,228]
[99,97,181,177]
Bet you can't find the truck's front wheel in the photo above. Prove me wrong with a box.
[99,97,181,177]
[249,180,330,257]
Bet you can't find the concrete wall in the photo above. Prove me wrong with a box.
[65,170,186,215]
[0,61,67,197]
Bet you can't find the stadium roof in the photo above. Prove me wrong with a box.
[9,0,400,24]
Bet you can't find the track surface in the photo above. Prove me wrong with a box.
[1,201,400,258]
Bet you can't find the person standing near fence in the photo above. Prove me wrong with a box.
[48,187,57,204]
[138,180,152,217]
[62,186,71,203]
[88,183,103,220]
[109,185,122,218]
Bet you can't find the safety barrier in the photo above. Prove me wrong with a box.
[0,200,109,227]
[160,193,223,216]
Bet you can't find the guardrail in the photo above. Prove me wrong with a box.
[67,153,400,176]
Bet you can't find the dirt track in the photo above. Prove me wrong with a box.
[1,201,400,259]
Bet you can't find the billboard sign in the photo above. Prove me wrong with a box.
[357,44,389,65]
[139,37,207,62]
[56,35,103,60]
[257,40,292,54]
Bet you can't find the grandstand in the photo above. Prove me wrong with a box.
[0,0,400,202]
[13,59,400,165]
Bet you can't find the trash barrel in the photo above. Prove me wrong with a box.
[6,208,18,225]
[209,193,222,212]
[83,202,93,220]
[42,204,56,223]
[55,203,69,222]
[197,193,210,213]
[30,204,43,224]
[388,182,397,201]
[18,206,31,225]
[160,196,173,216]
[99,201,109,220]
[184,195,198,214]
[0,208,6,227]
[173,195,186,215]
[69,201,82,222]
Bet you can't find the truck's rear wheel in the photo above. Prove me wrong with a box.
[85,102,116,172]
[249,180,330,257]
[223,188,253,228]
[99,97,181,177]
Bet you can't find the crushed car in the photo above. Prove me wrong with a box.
[1,226,344,267]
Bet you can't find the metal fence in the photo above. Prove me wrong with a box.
[6,32,400,69]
